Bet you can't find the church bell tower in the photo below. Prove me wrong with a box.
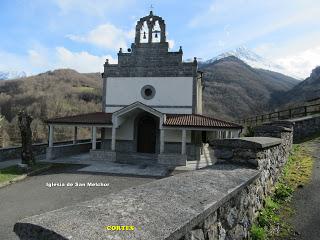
[103,11,203,114]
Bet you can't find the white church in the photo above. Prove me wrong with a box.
[46,11,242,166]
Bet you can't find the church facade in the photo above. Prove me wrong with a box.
[46,11,242,166]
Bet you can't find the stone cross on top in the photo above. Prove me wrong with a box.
[134,10,166,44]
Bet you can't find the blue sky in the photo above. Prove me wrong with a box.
[0,0,319,78]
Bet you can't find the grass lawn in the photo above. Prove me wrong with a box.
[0,163,51,184]
[250,142,314,240]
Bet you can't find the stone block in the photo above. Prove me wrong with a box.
[210,137,282,150]
[204,212,217,231]
[185,229,205,240]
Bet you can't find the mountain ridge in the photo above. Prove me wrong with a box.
[202,47,302,80]
[200,56,299,120]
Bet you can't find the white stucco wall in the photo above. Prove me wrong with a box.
[106,107,192,114]
[104,116,136,141]
[164,129,191,143]
[105,77,193,114]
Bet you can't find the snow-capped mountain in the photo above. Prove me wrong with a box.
[203,47,301,79]
[0,71,27,80]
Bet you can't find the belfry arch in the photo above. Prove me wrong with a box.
[135,11,166,44]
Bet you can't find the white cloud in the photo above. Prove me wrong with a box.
[0,47,116,75]
[28,49,48,68]
[0,51,32,74]
[67,23,134,51]
[275,46,320,79]
[54,0,134,16]
[54,47,116,72]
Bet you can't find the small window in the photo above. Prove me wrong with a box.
[141,85,156,100]
[145,88,152,97]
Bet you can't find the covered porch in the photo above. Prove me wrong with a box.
[45,102,242,167]
[46,112,113,160]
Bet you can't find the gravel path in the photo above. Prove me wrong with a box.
[290,138,320,240]
[0,164,156,239]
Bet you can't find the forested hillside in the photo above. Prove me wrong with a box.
[0,69,102,147]
[200,56,299,120]
[276,66,320,107]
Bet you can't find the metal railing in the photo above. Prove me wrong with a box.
[239,103,320,126]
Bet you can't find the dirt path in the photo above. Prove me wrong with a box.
[290,138,320,240]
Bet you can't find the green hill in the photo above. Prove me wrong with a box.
[0,69,102,146]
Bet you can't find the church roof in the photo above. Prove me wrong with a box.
[46,112,112,125]
[164,114,242,129]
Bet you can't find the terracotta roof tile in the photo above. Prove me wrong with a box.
[164,114,242,129]
[46,112,112,125]
[46,112,241,129]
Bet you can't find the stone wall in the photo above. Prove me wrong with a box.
[0,139,95,162]
[104,43,195,78]
[0,143,47,162]
[289,115,320,142]
[46,141,101,160]
[14,123,293,240]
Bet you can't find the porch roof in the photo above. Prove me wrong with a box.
[164,114,242,129]
[46,112,112,125]
[46,111,242,129]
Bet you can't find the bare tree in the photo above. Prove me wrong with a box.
[18,111,35,166]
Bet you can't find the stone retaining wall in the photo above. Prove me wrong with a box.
[14,123,293,240]
[0,139,95,162]
[289,115,320,142]
[46,141,101,160]
[0,143,47,162]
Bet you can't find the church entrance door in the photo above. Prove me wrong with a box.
[137,116,156,153]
